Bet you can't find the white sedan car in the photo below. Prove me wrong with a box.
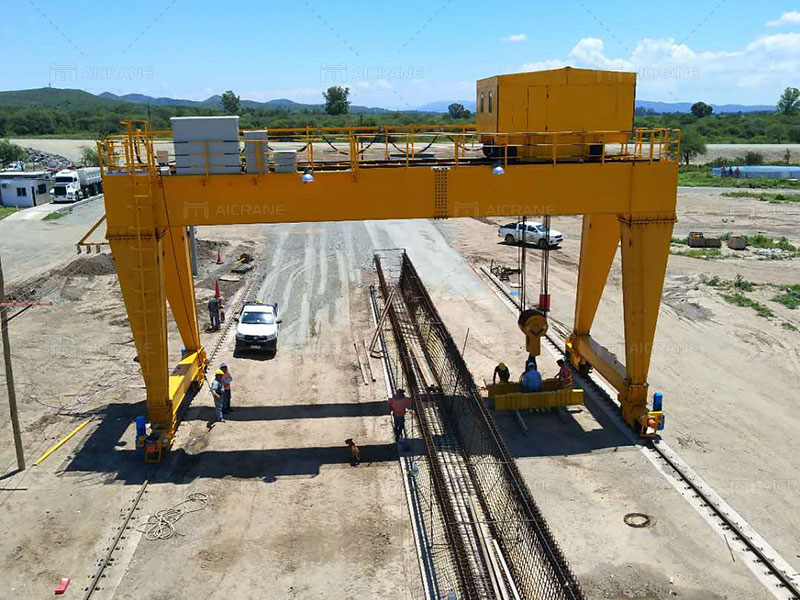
[498,221,564,248]
[235,302,281,353]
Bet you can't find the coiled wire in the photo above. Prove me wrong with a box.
[137,492,210,540]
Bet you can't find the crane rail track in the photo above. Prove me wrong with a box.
[82,263,264,599]
[478,263,800,600]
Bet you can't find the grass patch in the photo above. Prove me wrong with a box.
[671,236,688,245]
[721,292,775,318]
[782,322,798,331]
[43,209,70,221]
[0,206,20,221]
[703,274,723,287]
[721,191,800,203]
[772,284,800,309]
[678,168,800,189]
[745,234,796,252]
[733,274,757,291]
[672,247,723,259]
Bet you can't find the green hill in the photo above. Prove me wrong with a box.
[0,87,125,109]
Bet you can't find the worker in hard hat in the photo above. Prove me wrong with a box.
[521,362,542,393]
[554,359,573,388]
[493,362,510,384]
[220,363,233,414]
[211,370,225,423]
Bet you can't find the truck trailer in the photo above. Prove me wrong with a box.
[52,167,102,202]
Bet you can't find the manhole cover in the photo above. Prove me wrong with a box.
[624,512,653,528]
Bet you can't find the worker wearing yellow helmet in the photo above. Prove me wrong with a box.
[211,370,226,423]
[493,362,510,384]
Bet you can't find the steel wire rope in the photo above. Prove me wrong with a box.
[135,492,210,540]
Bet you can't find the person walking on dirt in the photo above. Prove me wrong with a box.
[388,389,412,441]
[208,297,221,331]
[220,363,233,413]
[211,370,225,422]
[493,362,510,384]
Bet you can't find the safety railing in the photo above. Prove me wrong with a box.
[97,123,680,177]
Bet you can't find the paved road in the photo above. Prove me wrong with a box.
[0,196,105,286]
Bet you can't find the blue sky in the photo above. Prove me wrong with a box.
[2,1,799,108]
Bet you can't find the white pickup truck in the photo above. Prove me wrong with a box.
[498,221,564,248]
[234,302,281,353]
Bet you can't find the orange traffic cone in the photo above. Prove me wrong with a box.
[214,279,221,298]
[216,248,222,264]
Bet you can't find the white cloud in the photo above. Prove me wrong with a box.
[766,11,800,26]
[501,34,527,43]
[519,33,800,103]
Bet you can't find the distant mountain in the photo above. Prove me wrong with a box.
[417,100,477,113]
[0,87,777,116]
[0,87,119,109]
[99,91,391,114]
[636,100,775,114]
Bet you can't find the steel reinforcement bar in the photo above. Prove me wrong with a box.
[393,252,585,600]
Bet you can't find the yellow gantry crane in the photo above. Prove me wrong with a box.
[95,67,679,454]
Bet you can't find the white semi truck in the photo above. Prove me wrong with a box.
[52,167,102,202]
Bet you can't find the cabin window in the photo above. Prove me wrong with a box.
[16,187,26,197]
[479,92,485,113]
[488,91,493,113]
[37,183,47,194]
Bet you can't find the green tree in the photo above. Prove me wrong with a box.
[690,101,713,118]
[788,126,800,143]
[448,102,469,119]
[765,124,784,143]
[0,138,25,165]
[80,146,99,166]
[777,87,800,115]
[680,128,707,165]
[220,90,241,115]
[323,86,350,115]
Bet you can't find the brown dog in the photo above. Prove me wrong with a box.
[345,439,360,466]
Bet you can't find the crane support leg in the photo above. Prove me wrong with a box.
[109,234,172,429]
[162,226,201,353]
[618,214,675,426]
[107,177,207,442]
[573,214,620,335]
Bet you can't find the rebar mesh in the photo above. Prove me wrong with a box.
[376,251,585,600]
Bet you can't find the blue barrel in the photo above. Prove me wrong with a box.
[652,392,663,412]
[653,392,665,430]
[135,416,147,438]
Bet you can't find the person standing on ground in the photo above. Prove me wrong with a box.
[208,297,221,331]
[388,389,412,441]
[211,370,225,422]
[220,363,233,413]
[493,362,510,384]
[554,359,573,388]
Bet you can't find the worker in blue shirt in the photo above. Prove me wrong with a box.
[522,363,542,392]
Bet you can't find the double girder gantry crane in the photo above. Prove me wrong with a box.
[96,67,680,454]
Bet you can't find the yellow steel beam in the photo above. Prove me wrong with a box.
[619,214,675,426]
[162,226,201,353]
[102,161,677,229]
[168,350,207,420]
[573,214,621,335]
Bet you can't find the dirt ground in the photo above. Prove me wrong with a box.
[0,222,421,599]
[1,184,798,599]
[435,187,800,579]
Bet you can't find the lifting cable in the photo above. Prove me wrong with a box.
[540,216,551,313]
